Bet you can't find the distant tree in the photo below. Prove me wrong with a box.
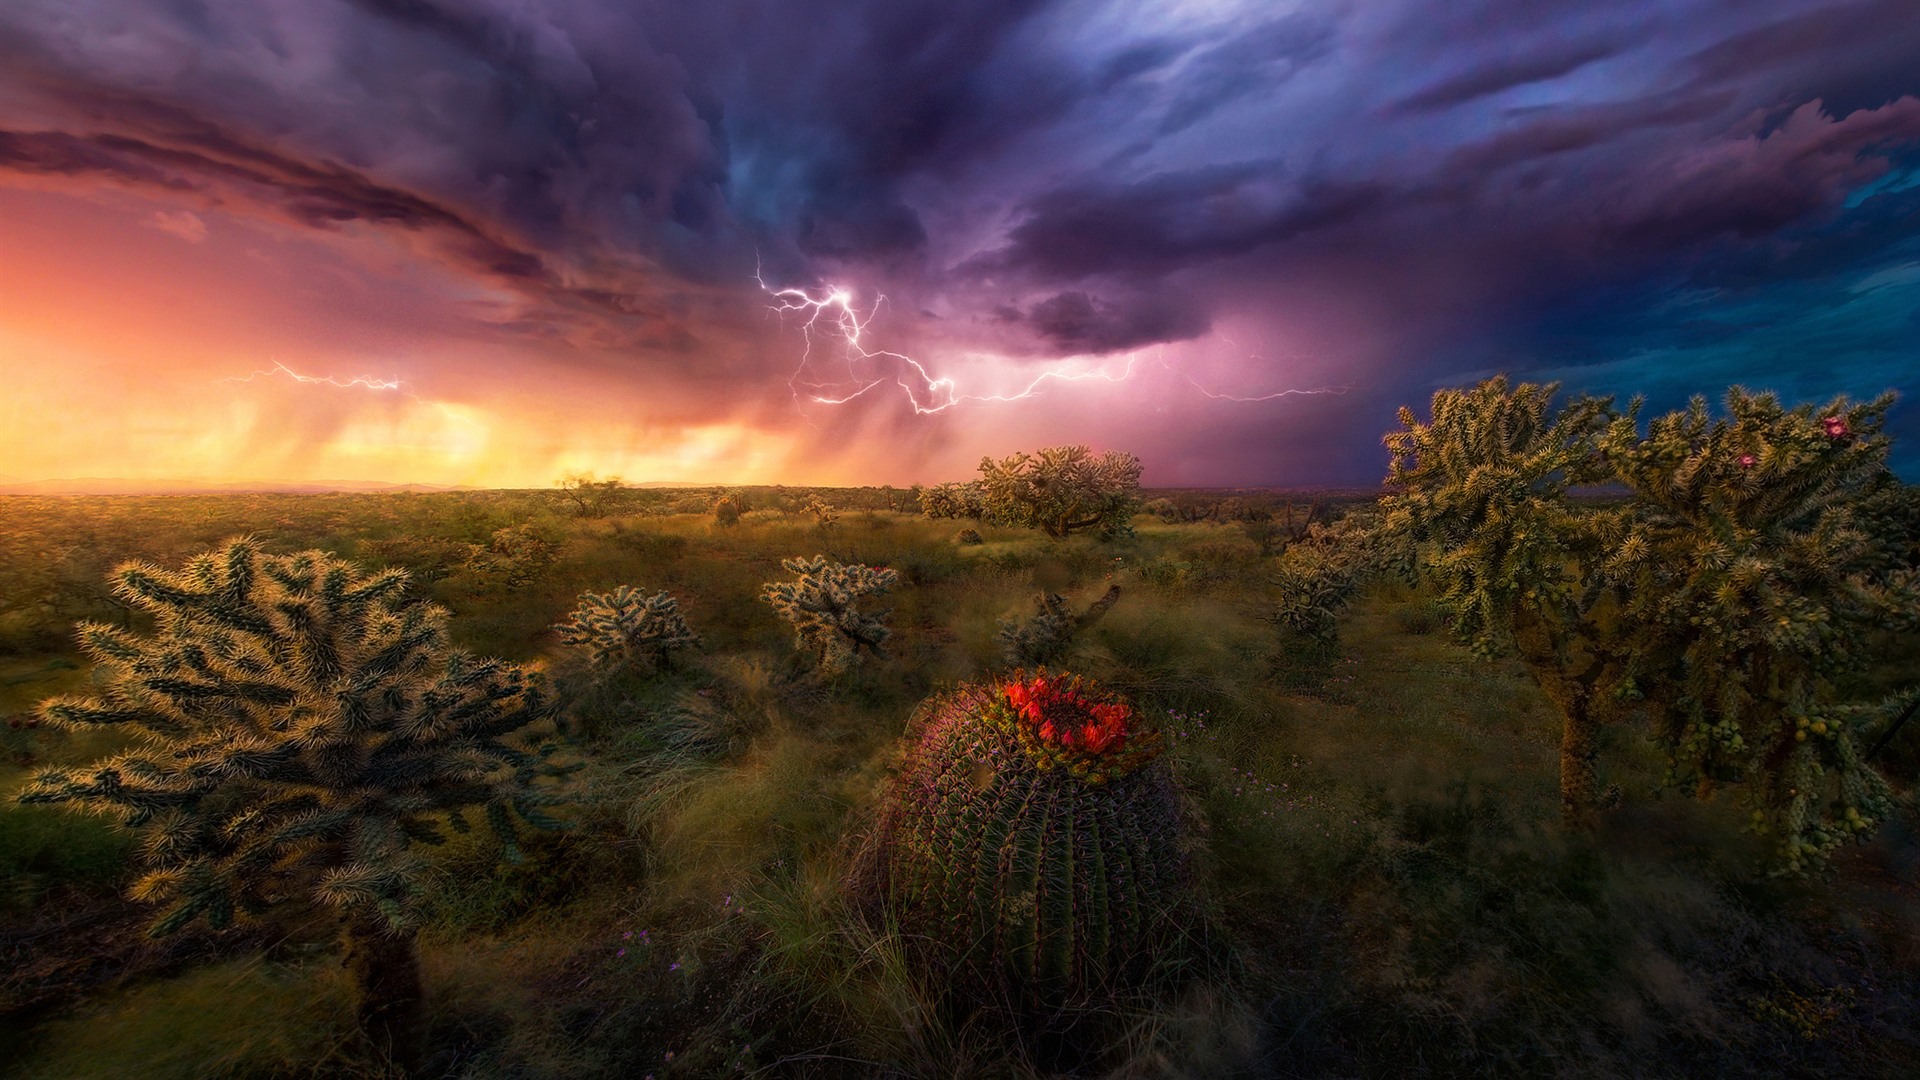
[977,445,1144,539]
[761,556,898,676]
[16,539,571,1071]
[556,473,629,518]
[1314,377,1919,869]
[1242,500,1323,557]
[1146,492,1218,524]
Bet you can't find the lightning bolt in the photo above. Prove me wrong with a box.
[758,266,1144,415]
[758,265,1356,414]
[220,361,423,402]
[1185,336,1357,401]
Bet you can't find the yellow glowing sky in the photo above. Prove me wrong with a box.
[0,178,1220,491]
[0,185,813,489]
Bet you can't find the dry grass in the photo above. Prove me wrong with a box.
[0,491,1915,1078]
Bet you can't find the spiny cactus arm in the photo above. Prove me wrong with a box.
[37,691,191,738]
[313,860,421,923]
[17,756,203,825]
[144,863,240,936]
[842,610,893,656]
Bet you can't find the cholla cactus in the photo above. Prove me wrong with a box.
[801,497,841,527]
[760,555,898,676]
[1269,543,1364,643]
[712,494,744,528]
[555,585,701,672]
[998,583,1121,667]
[851,672,1196,1014]
[919,481,985,520]
[1370,376,1913,865]
[954,527,984,545]
[1267,509,1414,645]
[14,538,570,1070]
[977,445,1143,539]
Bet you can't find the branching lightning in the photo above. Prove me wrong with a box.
[758,269,1143,415]
[220,361,422,402]
[758,268,1353,415]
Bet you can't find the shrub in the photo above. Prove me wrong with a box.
[954,527,984,546]
[555,473,630,518]
[1147,493,1217,523]
[14,538,572,1071]
[1241,500,1322,556]
[977,445,1143,539]
[919,482,985,520]
[712,494,743,529]
[464,522,561,589]
[555,585,701,673]
[759,556,899,677]
[849,672,1199,1016]
[356,535,472,585]
[998,583,1122,667]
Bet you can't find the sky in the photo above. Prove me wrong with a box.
[0,0,1916,489]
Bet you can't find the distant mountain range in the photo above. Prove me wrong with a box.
[0,477,477,496]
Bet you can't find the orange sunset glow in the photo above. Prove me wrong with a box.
[2,0,1916,491]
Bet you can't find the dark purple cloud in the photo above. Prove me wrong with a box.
[1392,37,1625,113]
[0,0,1917,481]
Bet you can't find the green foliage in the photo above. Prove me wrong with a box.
[1,797,134,910]
[465,522,563,590]
[998,583,1122,667]
[1145,493,1218,524]
[801,497,842,527]
[14,538,573,936]
[0,495,1911,1077]
[760,556,899,676]
[850,677,1199,1015]
[355,535,473,585]
[1270,544,1365,644]
[555,473,631,518]
[918,481,985,520]
[1241,499,1321,556]
[555,585,701,673]
[1357,376,1914,868]
[977,445,1144,539]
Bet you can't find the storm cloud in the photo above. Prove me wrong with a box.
[0,0,1916,484]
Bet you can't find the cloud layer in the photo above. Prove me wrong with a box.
[0,0,1917,484]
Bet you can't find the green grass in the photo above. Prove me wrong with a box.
[0,490,1915,1077]
[5,958,357,1079]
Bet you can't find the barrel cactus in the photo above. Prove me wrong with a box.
[853,671,1199,1014]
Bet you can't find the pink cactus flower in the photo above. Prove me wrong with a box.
[1822,416,1850,439]
[1739,454,1757,468]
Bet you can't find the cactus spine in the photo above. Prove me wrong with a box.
[556,585,701,672]
[760,555,897,676]
[855,672,1195,1013]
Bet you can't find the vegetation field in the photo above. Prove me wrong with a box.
[1,485,1916,1078]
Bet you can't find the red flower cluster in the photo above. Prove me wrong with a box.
[1004,673,1135,755]
[1822,415,1851,440]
